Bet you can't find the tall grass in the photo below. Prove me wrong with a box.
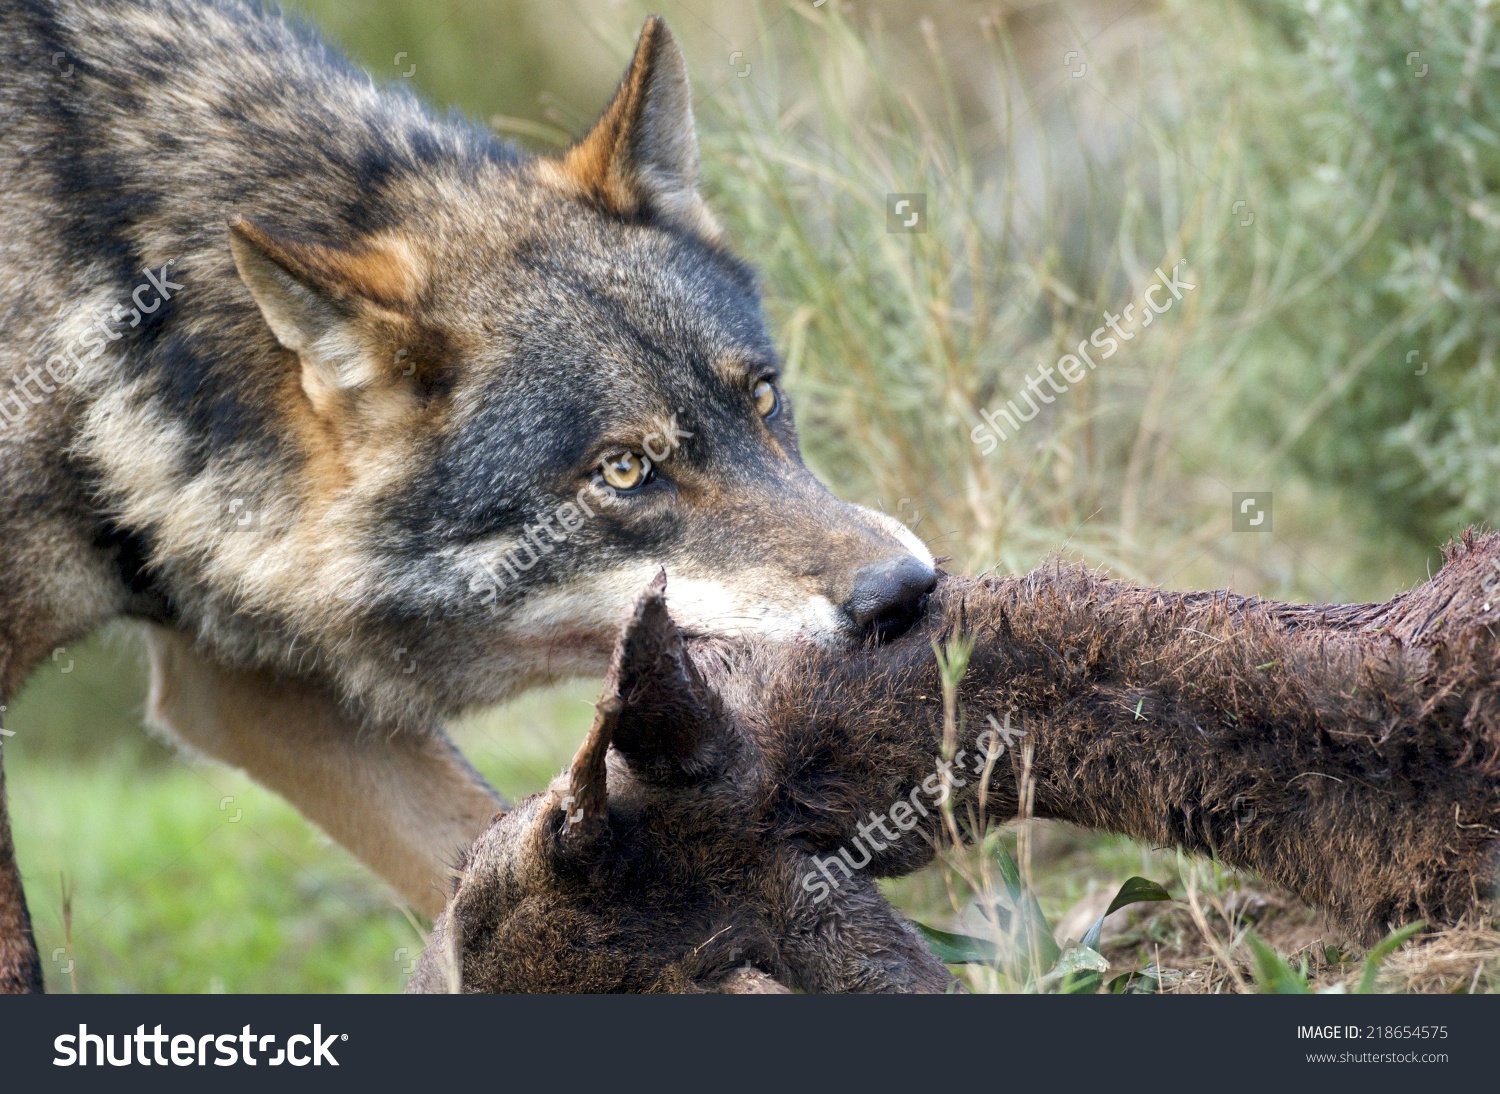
[697,1,1436,601]
[704,4,1182,578]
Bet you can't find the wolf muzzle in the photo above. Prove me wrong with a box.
[842,555,937,642]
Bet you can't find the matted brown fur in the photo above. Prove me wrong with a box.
[409,574,955,994]
[421,531,1499,991]
[726,527,1500,945]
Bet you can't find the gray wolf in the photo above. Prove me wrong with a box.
[0,0,935,991]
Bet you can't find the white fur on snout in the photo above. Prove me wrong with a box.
[662,576,849,644]
[504,562,663,640]
[458,504,939,676]
[494,562,853,651]
[850,503,937,570]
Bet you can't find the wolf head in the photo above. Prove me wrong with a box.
[205,17,933,723]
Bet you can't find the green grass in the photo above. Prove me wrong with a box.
[14,760,411,993]
[10,629,591,993]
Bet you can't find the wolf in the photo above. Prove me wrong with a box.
[0,1,936,991]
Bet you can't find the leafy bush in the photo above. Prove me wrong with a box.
[1199,0,1500,547]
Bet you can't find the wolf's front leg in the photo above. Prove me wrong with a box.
[0,715,43,993]
[142,626,502,917]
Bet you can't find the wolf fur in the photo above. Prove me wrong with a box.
[0,0,935,989]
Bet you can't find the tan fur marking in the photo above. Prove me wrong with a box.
[329,240,425,307]
[144,626,501,916]
[549,17,723,242]
[228,216,425,309]
[556,18,662,214]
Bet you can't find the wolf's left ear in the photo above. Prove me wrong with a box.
[227,216,429,408]
[554,16,721,242]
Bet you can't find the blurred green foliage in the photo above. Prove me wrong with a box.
[1206,0,1500,551]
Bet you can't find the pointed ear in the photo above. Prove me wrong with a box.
[557,572,728,849]
[606,570,728,780]
[554,17,720,241]
[557,692,619,851]
[227,216,432,407]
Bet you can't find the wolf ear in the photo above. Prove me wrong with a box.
[227,216,428,406]
[555,17,720,241]
[557,571,727,849]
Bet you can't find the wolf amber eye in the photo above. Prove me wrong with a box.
[753,378,779,418]
[600,451,651,491]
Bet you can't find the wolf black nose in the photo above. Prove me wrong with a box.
[844,556,937,641]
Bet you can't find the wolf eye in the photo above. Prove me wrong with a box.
[599,450,652,492]
[753,378,779,419]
